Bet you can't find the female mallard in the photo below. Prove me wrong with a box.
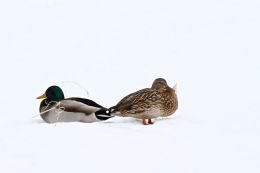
[36,85,113,123]
[109,78,178,125]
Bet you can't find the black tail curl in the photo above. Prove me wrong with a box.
[108,106,118,113]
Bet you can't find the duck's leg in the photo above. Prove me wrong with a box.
[142,117,149,125]
[148,119,154,124]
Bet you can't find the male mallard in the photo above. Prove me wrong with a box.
[36,85,113,123]
[109,78,178,125]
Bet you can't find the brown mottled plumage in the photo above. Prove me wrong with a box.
[110,78,178,125]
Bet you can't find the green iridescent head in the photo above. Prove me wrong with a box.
[36,85,65,104]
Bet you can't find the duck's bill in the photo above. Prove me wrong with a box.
[36,93,47,99]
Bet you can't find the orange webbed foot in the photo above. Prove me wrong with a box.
[148,119,154,124]
[142,118,149,125]
[142,117,154,125]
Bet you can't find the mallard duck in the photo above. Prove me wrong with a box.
[36,85,113,123]
[109,78,178,125]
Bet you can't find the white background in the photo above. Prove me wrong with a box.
[0,0,259,172]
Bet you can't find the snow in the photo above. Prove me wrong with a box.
[0,0,260,172]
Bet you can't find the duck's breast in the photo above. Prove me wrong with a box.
[162,91,178,117]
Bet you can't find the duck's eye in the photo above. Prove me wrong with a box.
[106,110,110,114]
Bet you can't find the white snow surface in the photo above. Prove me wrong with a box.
[0,0,260,172]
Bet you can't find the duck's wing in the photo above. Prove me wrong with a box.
[66,97,104,108]
[111,88,161,114]
[59,98,103,115]
[112,88,150,109]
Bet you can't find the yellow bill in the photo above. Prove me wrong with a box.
[36,93,47,99]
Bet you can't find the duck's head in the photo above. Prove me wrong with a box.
[36,85,65,104]
[151,78,168,91]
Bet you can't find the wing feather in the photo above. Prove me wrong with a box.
[60,99,101,115]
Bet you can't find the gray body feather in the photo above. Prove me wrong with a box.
[40,100,104,123]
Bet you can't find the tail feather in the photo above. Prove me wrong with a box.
[95,108,114,121]
[173,83,177,92]
[109,106,116,112]
[109,106,121,115]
